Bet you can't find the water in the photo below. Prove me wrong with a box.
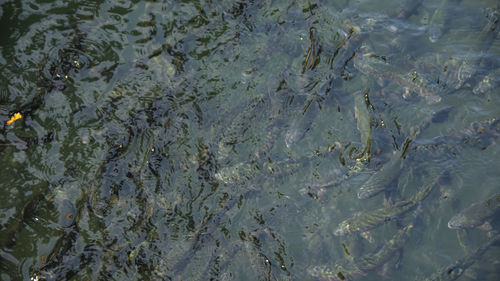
[0,0,499,280]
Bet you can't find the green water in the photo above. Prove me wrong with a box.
[0,0,499,280]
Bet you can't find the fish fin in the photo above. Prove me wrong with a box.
[478,221,492,231]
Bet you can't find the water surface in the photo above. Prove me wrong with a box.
[0,0,499,280]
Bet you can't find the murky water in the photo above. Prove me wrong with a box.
[1,0,499,280]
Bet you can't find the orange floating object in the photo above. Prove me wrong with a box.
[7,112,22,125]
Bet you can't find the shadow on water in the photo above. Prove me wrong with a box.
[1,0,500,280]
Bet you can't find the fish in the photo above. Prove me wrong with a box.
[353,223,413,272]
[217,96,265,162]
[448,193,500,231]
[353,90,372,162]
[32,228,81,280]
[357,153,403,199]
[30,188,90,281]
[472,68,500,96]
[441,9,499,90]
[303,27,320,73]
[412,117,499,154]
[420,233,500,281]
[309,223,415,280]
[215,156,307,184]
[353,54,443,104]
[427,0,463,43]
[358,106,454,200]
[334,175,441,236]
[331,0,422,82]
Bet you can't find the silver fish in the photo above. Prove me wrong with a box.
[448,193,500,230]
[335,175,441,236]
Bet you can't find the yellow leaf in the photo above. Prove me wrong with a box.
[7,112,22,125]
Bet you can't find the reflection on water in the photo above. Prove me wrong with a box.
[0,0,499,280]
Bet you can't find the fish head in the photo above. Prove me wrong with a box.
[334,221,352,236]
[357,185,379,199]
[447,214,467,229]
